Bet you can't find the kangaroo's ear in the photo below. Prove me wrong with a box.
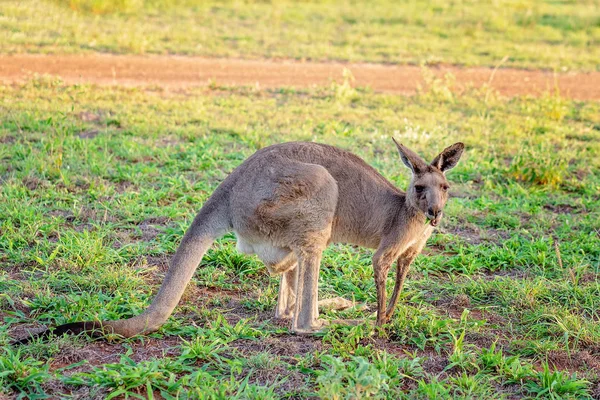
[431,142,465,172]
[392,138,427,174]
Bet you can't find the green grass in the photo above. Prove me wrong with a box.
[1,75,599,398]
[1,0,600,70]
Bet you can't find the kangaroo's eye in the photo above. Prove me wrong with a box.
[441,184,449,191]
[415,185,425,193]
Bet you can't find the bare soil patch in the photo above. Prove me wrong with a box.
[547,349,600,374]
[1,54,599,100]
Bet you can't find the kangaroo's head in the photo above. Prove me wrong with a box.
[393,139,465,227]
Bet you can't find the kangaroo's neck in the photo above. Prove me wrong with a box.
[402,188,423,217]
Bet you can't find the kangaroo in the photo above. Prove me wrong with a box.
[14,139,464,343]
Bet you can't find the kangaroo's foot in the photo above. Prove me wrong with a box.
[291,318,329,335]
[275,303,295,320]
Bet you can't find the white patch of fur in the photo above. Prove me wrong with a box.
[234,232,294,275]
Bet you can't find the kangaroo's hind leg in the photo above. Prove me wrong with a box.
[282,166,337,334]
[276,265,298,319]
[237,161,339,334]
[292,245,328,334]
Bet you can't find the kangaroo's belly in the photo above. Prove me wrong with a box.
[234,232,296,275]
[330,230,381,249]
[329,217,382,249]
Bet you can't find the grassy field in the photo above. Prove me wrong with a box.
[0,74,599,398]
[1,0,599,70]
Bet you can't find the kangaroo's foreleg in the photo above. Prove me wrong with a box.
[385,247,419,322]
[373,247,397,326]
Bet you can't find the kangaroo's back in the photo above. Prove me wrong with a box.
[244,142,400,194]
[225,142,405,247]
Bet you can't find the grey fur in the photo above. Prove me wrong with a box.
[21,140,465,340]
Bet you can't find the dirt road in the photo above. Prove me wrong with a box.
[1,54,599,100]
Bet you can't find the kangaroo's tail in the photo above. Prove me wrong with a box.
[13,198,229,345]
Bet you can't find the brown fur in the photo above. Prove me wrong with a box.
[14,140,464,342]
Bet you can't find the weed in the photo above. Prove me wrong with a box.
[416,376,451,399]
[450,372,493,398]
[525,363,590,399]
[315,355,390,400]
[446,329,478,373]
[179,336,227,364]
[322,322,373,356]
[0,348,52,397]
[332,68,359,105]
[502,356,535,385]
[507,144,568,188]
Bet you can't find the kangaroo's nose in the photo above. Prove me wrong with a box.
[428,207,440,217]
